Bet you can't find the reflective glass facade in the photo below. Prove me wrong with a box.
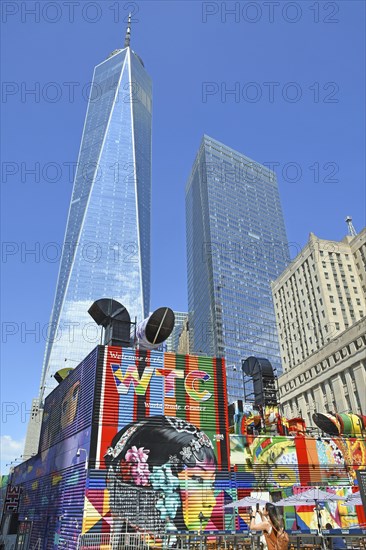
[186,136,289,403]
[165,311,188,352]
[40,48,152,398]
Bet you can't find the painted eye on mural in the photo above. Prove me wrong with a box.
[273,468,296,486]
[62,400,68,414]
[191,475,204,484]
[72,385,79,401]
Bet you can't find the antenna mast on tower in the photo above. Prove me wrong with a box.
[345,216,357,237]
[124,13,132,48]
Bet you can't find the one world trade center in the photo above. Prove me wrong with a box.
[39,20,152,400]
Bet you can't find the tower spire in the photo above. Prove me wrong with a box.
[345,215,357,237]
[124,13,131,48]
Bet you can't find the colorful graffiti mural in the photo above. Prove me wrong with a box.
[229,434,366,530]
[5,346,366,549]
[95,347,229,463]
[83,347,230,538]
[7,348,99,549]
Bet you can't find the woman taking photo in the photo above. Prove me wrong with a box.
[249,503,289,550]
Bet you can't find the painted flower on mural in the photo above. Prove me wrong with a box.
[150,463,180,520]
[125,445,149,464]
[121,446,151,486]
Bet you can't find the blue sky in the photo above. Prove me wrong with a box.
[1,1,365,472]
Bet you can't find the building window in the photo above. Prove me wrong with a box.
[330,295,334,303]
[325,272,329,279]
[335,322,340,330]
[332,308,337,315]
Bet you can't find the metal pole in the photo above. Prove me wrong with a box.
[199,513,203,550]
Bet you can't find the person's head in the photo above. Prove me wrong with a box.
[105,416,217,532]
[264,503,283,531]
[325,523,333,530]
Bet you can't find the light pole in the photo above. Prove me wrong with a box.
[232,363,246,401]
[76,448,88,470]
[198,511,208,550]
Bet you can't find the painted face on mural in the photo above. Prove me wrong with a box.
[60,381,80,430]
[241,436,349,490]
[315,438,347,485]
[249,437,299,488]
[178,460,216,531]
[105,416,217,532]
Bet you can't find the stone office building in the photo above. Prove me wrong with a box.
[271,228,366,426]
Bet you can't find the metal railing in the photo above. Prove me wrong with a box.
[77,532,156,549]
[77,529,366,549]
[77,531,260,549]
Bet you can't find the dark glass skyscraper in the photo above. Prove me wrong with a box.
[39,29,152,399]
[186,136,289,402]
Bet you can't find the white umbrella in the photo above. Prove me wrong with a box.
[344,492,362,506]
[293,488,345,502]
[274,496,309,506]
[224,496,268,508]
[275,488,344,506]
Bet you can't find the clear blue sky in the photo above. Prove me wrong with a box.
[1,1,365,472]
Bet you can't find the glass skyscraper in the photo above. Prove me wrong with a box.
[165,312,188,352]
[39,31,152,399]
[186,136,289,403]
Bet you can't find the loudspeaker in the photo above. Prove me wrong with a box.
[242,356,278,407]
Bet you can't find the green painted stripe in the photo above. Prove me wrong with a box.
[175,353,187,421]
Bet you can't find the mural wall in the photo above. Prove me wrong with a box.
[84,347,230,537]
[39,346,99,452]
[5,346,366,549]
[9,347,100,549]
[228,434,366,531]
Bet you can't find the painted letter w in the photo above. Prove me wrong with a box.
[111,363,154,396]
